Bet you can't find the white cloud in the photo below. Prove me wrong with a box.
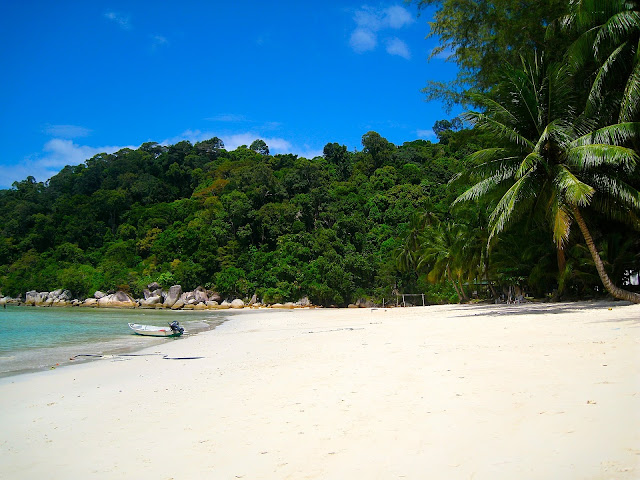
[350,28,377,53]
[0,139,137,188]
[150,34,168,48]
[386,37,411,59]
[164,129,325,158]
[218,133,292,153]
[349,5,413,59]
[384,5,414,29]
[43,124,92,138]
[104,11,132,30]
[354,6,383,31]
[417,129,436,139]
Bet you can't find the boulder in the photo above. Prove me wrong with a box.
[171,298,185,310]
[147,282,161,291]
[50,289,63,298]
[209,292,222,303]
[140,295,162,308]
[97,291,136,308]
[24,291,38,306]
[82,298,98,307]
[94,291,106,299]
[248,293,258,306]
[231,299,244,309]
[164,285,183,308]
[205,301,219,308]
[296,296,311,307]
[356,298,375,308]
[194,286,209,303]
[217,301,231,309]
[283,302,295,309]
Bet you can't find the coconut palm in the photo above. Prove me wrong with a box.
[455,52,640,303]
[559,0,640,123]
[417,221,469,302]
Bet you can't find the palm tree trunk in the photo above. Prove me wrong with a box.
[457,276,469,301]
[572,206,640,304]
[446,264,463,302]
[556,245,567,295]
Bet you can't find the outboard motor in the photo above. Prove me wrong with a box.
[169,321,184,335]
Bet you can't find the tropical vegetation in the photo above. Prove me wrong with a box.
[1,0,638,304]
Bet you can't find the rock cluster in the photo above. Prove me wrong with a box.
[1,284,320,310]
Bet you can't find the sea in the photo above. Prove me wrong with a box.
[0,306,231,378]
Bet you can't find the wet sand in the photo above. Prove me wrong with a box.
[1,301,638,479]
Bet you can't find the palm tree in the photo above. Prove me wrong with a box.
[455,53,640,303]
[417,221,469,302]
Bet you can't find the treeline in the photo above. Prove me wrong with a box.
[401,0,640,303]
[0,130,477,305]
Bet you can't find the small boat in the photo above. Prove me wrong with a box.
[128,321,185,337]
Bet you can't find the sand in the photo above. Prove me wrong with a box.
[0,301,638,479]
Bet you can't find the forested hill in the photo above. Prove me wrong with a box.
[0,129,476,305]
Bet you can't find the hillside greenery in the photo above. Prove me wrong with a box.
[0,131,477,305]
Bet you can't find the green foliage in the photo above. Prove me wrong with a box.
[0,130,468,304]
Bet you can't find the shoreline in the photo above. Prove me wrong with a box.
[1,301,638,479]
[0,307,246,378]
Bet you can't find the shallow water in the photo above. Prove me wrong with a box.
[0,306,229,377]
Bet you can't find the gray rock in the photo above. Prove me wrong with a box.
[194,286,208,303]
[140,295,162,307]
[170,298,185,310]
[164,285,183,308]
[296,296,311,307]
[94,291,106,299]
[24,291,38,306]
[147,282,161,291]
[97,291,136,308]
[231,299,244,309]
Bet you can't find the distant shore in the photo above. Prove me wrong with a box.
[1,301,638,479]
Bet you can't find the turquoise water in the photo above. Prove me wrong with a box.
[0,306,229,377]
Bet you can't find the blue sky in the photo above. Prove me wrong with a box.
[0,1,458,188]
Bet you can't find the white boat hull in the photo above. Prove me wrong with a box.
[128,323,183,337]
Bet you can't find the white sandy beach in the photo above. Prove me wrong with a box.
[0,301,639,479]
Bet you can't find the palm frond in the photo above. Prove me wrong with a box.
[594,10,640,59]
[465,148,514,165]
[573,122,640,146]
[566,144,638,172]
[488,172,537,242]
[550,194,572,247]
[466,93,518,126]
[586,42,629,116]
[553,165,595,206]
[563,26,600,73]
[515,151,543,179]
[589,174,640,210]
[452,173,512,205]
[465,112,535,149]
[619,61,640,122]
